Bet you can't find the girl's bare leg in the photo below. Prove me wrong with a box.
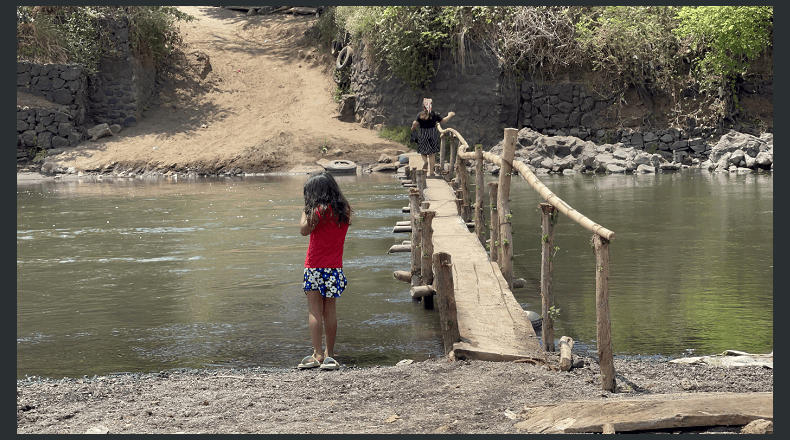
[305,290,325,363]
[427,154,436,177]
[322,297,337,359]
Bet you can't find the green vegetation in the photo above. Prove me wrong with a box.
[378,125,416,150]
[312,6,772,126]
[17,6,194,73]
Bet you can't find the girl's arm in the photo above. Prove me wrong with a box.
[411,120,419,130]
[440,111,455,124]
[300,210,318,236]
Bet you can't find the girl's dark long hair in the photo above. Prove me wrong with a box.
[303,171,352,225]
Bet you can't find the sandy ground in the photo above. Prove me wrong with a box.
[17,354,772,434]
[17,7,773,435]
[22,6,405,176]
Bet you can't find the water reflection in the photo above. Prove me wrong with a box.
[17,170,772,379]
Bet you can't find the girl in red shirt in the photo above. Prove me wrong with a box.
[298,171,352,370]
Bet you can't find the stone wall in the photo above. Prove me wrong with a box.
[17,62,88,155]
[17,15,156,159]
[348,41,773,155]
[87,16,156,127]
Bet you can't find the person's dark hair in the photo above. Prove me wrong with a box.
[303,171,352,225]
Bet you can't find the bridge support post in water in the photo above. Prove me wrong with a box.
[497,128,518,289]
[408,188,422,296]
[540,202,557,352]
[433,251,460,355]
[474,144,485,245]
[593,233,615,392]
[488,182,499,263]
[419,205,435,310]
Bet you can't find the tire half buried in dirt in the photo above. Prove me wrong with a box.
[325,160,357,174]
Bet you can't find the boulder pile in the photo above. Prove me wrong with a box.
[485,128,772,175]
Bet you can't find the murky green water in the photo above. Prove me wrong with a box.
[17,170,772,379]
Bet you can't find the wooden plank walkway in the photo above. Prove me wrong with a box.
[407,155,545,362]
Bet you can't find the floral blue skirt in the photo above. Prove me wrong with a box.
[303,268,347,298]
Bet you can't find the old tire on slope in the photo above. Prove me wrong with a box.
[325,160,357,174]
[336,46,353,71]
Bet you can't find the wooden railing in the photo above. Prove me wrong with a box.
[436,126,617,392]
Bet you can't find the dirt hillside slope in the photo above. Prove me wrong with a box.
[45,6,405,175]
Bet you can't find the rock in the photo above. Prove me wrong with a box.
[85,425,109,434]
[636,164,655,173]
[109,124,122,135]
[378,153,393,163]
[337,94,355,122]
[87,123,113,141]
[740,419,773,434]
[606,163,626,173]
[371,163,398,172]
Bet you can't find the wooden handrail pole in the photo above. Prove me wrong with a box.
[408,188,422,292]
[458,155,470,223]
[474,144,485,244]
[488,182,499,263]
[497,128,517,288]
[439,135,446,175]
[540,202,557,352]
[593,233,615,392]
[415,169,426,201]
[449,137,456,182]
[433,251,460,355]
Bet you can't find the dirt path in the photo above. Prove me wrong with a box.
[44,6,405,175]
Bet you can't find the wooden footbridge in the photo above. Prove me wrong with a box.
[390,127,619,391]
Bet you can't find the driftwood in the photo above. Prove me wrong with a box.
[559,336,574,371]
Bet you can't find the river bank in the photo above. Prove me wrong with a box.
[17,353,773,434]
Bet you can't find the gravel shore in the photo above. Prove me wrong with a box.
[17,353,772,434]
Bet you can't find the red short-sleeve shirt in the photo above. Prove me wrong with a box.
[304,206,349,268]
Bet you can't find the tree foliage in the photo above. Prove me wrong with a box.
[17,6,194,73]
[673,6,773,89]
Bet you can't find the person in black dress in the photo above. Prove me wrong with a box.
[411,98,455,177]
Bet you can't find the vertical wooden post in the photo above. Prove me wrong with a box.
[415,169,427,201]
[539,202,557,352]
[593,233,615,392]
[420,209,436,286]
[488,182,499,263]
[497,128,517,289]
[458,154,470,223]
[433,251,460,355]
[474,144,485,245]
[408,188,422,293]
[448,138,456,182]
[439,135,446,176]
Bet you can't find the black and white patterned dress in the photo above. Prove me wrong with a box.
[414,111,443,155]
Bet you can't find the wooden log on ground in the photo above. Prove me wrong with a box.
[593,233,615,392]
[559,336,574,371]
[474,144,485,245]
[488,182,499,263]
[393,270,411,282]
[497,128,517,288]
[540,202,557,352]
[433,251,460,355]
[410,285,436,299]
[420,210,437,287]
[388,244,411,253]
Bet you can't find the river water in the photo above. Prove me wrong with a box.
[17,170,772,379]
